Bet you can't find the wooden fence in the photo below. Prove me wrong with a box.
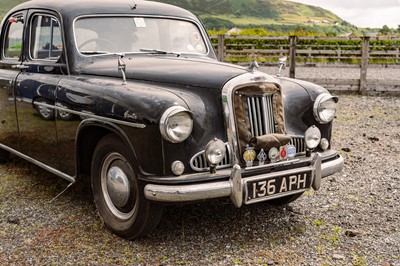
[211,35,400,95]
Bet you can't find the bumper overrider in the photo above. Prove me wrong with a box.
[144,152,344,208]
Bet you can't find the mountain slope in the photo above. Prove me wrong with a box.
[0,0,26,19]
[155,0,343,27]
[1,0,345,30]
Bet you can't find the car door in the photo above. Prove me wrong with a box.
[0,11,26,152]
[14,12,66,169]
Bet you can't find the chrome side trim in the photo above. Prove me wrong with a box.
[33,101,146,129]
[0,144,75,183]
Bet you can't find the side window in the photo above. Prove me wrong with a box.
[30,15,62,60]
[4,17,24,59]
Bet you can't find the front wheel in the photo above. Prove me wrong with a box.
[91,134,163,239]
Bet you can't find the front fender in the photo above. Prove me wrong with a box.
[75,118,160,179]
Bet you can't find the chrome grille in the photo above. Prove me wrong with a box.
[290,136,306,154]
[246,94,276,137]
[190,144,232,172]
[246,94,306,155]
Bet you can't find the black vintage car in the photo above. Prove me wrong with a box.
[0,0,343,239]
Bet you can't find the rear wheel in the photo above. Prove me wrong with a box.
[34,98,55,121]
[91,134,163,239]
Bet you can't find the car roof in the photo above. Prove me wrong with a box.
[8,0,197,21]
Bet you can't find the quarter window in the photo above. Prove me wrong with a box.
[30,15,62,60]
[4,17,24,59]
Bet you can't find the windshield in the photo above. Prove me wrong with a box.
[74,17,207,55]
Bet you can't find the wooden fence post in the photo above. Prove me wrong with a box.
[360,36,370,95]
[217,34,225,62]
[289,35,297,78]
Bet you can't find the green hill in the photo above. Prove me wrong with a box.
[0,0,26,19]
[1,0,355,34]
[155,0,345,29]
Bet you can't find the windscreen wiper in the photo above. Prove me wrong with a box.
[140,48,181,57]
[80,50,112,55]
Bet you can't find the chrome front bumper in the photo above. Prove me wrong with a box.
[144,153,344,208]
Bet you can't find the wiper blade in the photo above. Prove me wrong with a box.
[140,48,180,57]
[80,50,111,55]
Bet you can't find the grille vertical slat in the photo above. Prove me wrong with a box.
[247,94,276,137]
[255,97,263,136]
[247,97,255,137]
[289,136,306,154]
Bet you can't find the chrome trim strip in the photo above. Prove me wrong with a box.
[0,144,75,183]
[33,101,146,129]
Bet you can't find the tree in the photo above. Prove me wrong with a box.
[379,25,391,35]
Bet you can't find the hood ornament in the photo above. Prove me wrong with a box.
[247,49,259,72]
[118,54,127,85]
[247,58,259,73]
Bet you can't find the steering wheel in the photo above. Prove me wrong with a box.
[78,37,118,52]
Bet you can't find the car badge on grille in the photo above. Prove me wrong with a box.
[268,147,279,162]
[286,145,297,160]
[257,149,267,165]
[243,145,256,167]
[279,146,287,160]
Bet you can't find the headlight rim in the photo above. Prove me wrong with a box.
[160,106,193,143]
[313,93,338,124]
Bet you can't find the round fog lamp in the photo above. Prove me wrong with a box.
[171,161,185,176]
[305,126,321,150]
[205,139,226,165]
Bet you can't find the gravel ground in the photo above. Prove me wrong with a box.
[1,94,399,265]
[260,66,400,80]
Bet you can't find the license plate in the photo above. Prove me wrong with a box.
[244,170,312,204]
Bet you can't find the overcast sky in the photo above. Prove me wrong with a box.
[289,0,400,28]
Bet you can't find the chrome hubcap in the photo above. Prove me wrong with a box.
[38,105,52,117]
[106,166,130,208]
[101,152,136,220]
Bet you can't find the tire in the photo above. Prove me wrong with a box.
[91,134,163,239]
[267,192,304,205]
[0,149,10,163]
[57,103,76,121]
[35,99,55,121]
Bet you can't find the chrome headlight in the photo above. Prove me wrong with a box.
[305,125,321,150]
[205,138,226,165]
[160,106,193,143]
[313,93,338,124]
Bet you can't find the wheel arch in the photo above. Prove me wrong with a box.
[76,118,141,180]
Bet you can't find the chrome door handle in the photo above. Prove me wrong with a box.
[12,64,29,69]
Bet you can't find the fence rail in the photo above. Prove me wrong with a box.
[211,35,400,95]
